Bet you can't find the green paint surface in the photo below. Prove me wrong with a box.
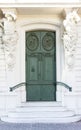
[26,31,56,101]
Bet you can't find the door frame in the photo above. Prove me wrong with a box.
[18,19,62,102]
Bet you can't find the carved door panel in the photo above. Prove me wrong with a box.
[26,31,56,101]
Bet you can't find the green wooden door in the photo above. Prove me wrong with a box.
[26,31,56,101]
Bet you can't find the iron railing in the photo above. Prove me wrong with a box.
[56,82,72,92]
[10,82,26,91]
[10,81,72,92]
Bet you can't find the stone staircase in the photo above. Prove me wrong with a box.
[1,102,81,123]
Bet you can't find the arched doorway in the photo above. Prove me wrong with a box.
[19,21,62,102]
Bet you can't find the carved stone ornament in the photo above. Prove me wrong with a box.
[42,33,54,51]
[0,12,18,71]
[63,11,80,70]
[5,12,17,21]
[0,23,4,48]
[27,33,39,51]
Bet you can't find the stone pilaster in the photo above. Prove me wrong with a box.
[1,8,18,70]
[62,10,80,91]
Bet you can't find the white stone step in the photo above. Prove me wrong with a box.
[1,102,81,123]
[1,115,81,123]
[21,101,61,107]
[16,106,67,112]
[8,110,75,118]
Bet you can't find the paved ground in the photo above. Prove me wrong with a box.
[0,120,81,130]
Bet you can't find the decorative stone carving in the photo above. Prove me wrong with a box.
[5,12,17,21]
[42,33,54,51]
[63,11,80,70]
[1,12,18,70]
[0,23,4,48]
[27,33,39,51]
[62,11,80,90]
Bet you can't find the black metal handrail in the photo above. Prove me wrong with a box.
[10,81,72,92]
[56,82,72,92]
[10,82,26,91]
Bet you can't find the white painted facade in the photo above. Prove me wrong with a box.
[0,3,81,122]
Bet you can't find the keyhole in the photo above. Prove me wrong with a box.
[31,67,35,72]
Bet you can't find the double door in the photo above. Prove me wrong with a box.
[26,31,56,101]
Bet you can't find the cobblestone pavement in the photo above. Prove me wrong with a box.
[0,120,81,130]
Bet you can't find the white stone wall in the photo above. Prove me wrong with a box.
[0,48,6,91]
[75,21,81,91]
[0,48,18,116]
[63,21,81,114]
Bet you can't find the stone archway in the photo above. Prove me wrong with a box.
[18,19,62,102]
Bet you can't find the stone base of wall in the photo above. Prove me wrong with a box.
[63,91,81,114]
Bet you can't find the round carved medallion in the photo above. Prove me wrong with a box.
[42,33,54,51]
[27,34,39,51]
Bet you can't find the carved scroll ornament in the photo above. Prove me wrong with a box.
[0,12,18,70]
[63,11,80,70]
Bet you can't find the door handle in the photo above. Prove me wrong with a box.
[38,73,41,79]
